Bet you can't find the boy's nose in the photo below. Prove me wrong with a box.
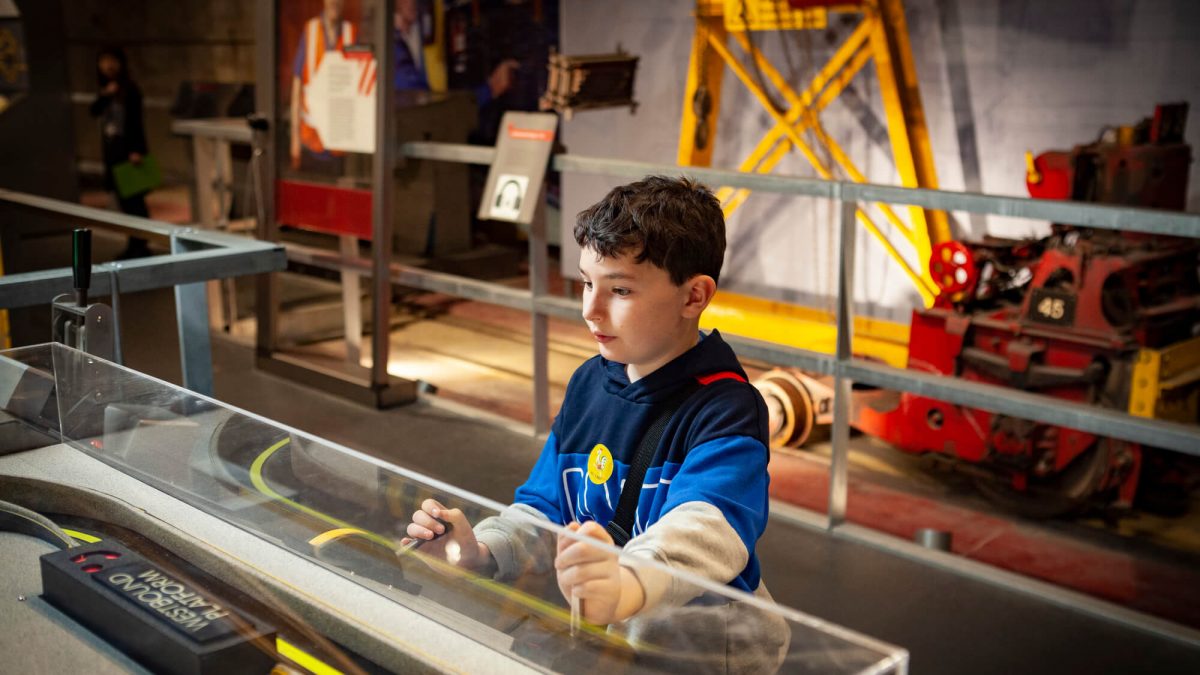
[582,293,604,323]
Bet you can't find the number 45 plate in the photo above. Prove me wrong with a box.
[1028,288,1076,326]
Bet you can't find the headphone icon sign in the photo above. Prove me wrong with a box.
[494,179,523,211]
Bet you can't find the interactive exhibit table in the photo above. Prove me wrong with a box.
[0,343,907,674]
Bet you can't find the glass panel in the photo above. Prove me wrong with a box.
[1,343,907,673]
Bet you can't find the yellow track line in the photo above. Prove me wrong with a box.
[249,438,622,644]
[249,437,394,549]
[307,527,374,547]
[276,637,343,675]
[62,528,101,543]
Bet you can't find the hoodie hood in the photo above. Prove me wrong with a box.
[600,330,746,403]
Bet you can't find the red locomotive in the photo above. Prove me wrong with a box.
[852,104,1200,517]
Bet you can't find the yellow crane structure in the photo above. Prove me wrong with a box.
[682,0,950,367]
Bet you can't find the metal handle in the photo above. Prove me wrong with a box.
[72,228,91,307]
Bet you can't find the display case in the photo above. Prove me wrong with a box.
[0,343,907,674]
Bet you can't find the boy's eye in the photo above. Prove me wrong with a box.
[612,287,631,297]
[582,281,593,291]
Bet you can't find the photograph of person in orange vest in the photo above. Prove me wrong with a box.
[288,0,359,172]
[285,0,520,173]
[401,177,789,669]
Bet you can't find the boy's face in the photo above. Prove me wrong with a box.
[578,246,711,382]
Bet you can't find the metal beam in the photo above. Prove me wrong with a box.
[371,0,397,391]
[0,246,285,309]
[552,154,838,199]
[0,188,178,240]
[254,0,280,359]
[283,242,584,321]
[171,234,215,395]
[541,153,1200,237]
[677,17,728,167]
[401,141,496,165]
[847,182,1200,236]
[398,142,1200,238]
[844,359,1200,456]
[829,197,858,527]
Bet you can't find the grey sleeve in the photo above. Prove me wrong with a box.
[619,501,749,613]
[473,503,557,581]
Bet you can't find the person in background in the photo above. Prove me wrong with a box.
[89,46,150,258]
[393,0,518,102]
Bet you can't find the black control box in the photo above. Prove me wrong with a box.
[41,542,276,675]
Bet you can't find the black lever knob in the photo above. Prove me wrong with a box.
[73,228,91,307]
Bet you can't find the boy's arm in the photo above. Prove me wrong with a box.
[472,503,555,579]
[553,429,769,623]
[621,433,770,613]
[471,431,566,579]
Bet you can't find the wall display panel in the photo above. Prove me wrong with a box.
[276,0,376,238]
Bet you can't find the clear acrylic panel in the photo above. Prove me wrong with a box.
[2,343,907,674]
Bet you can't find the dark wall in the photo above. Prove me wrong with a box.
[0,0,77,200]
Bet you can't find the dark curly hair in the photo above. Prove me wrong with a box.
[574,175,726,285]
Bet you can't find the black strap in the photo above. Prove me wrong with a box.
[605,382,702,547]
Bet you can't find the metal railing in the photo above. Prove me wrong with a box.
[398,140,1200,454]
[375,140,1200,648]
[0,188,287,394]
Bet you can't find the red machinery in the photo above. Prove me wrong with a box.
[854,104,1200,517]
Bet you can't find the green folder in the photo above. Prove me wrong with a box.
[112,154,162,199]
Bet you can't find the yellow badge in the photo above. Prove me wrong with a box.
[587,444,614,484]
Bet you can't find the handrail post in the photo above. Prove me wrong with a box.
[370,0,396,391]
[530,184,551,436]
[828,189,857,528]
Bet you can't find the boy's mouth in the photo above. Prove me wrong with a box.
[592,332,615,344]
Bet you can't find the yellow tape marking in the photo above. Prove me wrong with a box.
[62,528,101,543]
[276,637,343,675]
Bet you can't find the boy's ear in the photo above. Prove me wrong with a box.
[681,274,717,318]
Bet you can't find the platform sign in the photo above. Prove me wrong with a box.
[478,112,557,225]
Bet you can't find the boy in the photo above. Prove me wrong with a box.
[403,175,771,625]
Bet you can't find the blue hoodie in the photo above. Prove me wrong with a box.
[510,329,770,594]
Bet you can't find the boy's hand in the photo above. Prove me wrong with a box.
[402,498,489,570]
[555,521,646,625]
